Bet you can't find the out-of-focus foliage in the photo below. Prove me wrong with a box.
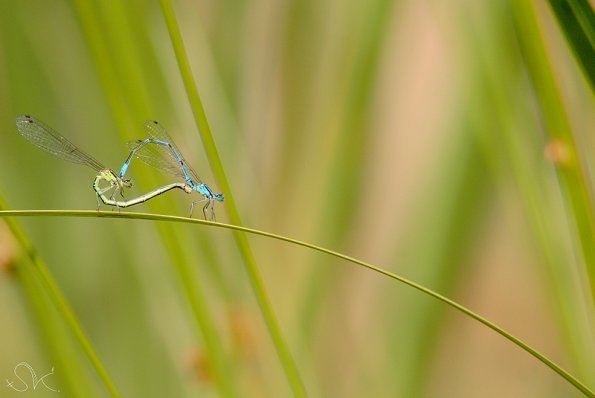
[0,0,592,397]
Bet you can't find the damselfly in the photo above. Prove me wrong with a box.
[16,115,190,208]
[120,120,224,220]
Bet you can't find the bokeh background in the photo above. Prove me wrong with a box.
[0,0,593,397]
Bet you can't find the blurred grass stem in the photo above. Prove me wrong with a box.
[0,203,121,397]
[158,0,307,396]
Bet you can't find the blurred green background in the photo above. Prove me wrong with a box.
[0,0,593,397]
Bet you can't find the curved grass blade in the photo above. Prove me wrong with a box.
[0,209,593,397]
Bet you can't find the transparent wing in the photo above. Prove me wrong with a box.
[126,139,190,178]
[16,115,105,171]
[129,120,202,183]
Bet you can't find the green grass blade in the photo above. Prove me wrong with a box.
[71,2,239,395]
[463,0,595,382]
[295,0,400,358]
[0,204,121,397]
[157,229,239,397]
[13,256,98,397]
[70,0,133,131]
[157,1,307,396]
[386,130,491,396]
[514,0,595,304]
[546,0,595,89]
[0,209,593,397]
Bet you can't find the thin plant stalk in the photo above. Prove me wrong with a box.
[0,205,122,398]
[1,209,593,397]
[71,2,238,395]
[514,0,595,303]
[546,0,595,90]
[158,1,307,396]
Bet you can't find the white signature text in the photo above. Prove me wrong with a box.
[6,362,59,393]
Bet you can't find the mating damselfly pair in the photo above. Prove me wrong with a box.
[16,115,224,220]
